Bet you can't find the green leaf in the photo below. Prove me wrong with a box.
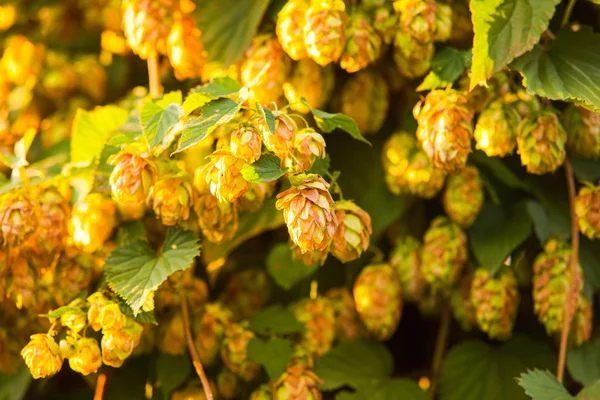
[525,200,563,244]
[336,379,427,400]
[417,48,472,91]
[0,369,31,400]
[116,297,158,325]
[526,180,571,242]
[267,243,319,290]
[43,306,82,319]
[517,369,573,400]
[471,151,529,191]
[314,339,394,391]
[567,339,600,387]
[195,0,270,66]
[70,105,128,164]
[470,0,559,88]
[570,157,600,183]
[512,28,600,113]
[310,154,331,176]
[183,77,243,115]
[301,98,371,145]
[104,228,200,315]
[439,335,557,400]
[116,220,147,245]
[261,106,276,135]
[576,380,600,400]
[156,353,191,397]
[249,305,304,336]
[247,337,293,381]
[241,153,288,182]
[468,203,532,269]
[579,237,600,293]
[141,100,183,149]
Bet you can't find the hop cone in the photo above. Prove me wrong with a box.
[32,185,70,253]
[474,98,521,157]
[330,200,372,263]
[389,236,425,302]
[250,384,273,400]
[230,125,262,164]
[196,193,239,244]
[571,295,593,347]
[421,216,468,291]
[339,70,388,135]
[292,241,329,267]
[516,110,567,175]
[368,3,397,44]
[561,105,600,159]
[122,0,176,59]
[504,89,541,120]
[575,183,600,240]
[236,182,276,212]
[284,60,334,114]
[167,15,206,80]
[392,26,433,78]
[450,274,477,331]
[0,190,38,247]
[220,269,271,321]
[353,264,402,341]
[325,288,366,341]
[217,369,239,399]
[274,358,323,400]
[414,89,474,172]
[276,175,338,253]
[220,322,261,381]
[193,302,233,366]
[276,0,309,60]
[0,35,44,86]
[148,173,196,226]
[291,297,336,357]
[260,111,297,160]
[101,319,144,367]
[292,128,327,171]
[241,36,291,104]
[442,166,484,228]
[471,268,519,340]
[434,3,453,42]
[68,338,102,376]
[71,194,116,252]
[157,313,186,355]
[172,384,216,400]
[21,334,63,379]
[304,0,348,66]
[204,150,251,203]
[394,0,437,43]
[340,11,382,73]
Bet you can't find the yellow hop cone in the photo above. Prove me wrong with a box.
[122,0,177,59]
[276,174,338,253]
[304,0,348,66]
[220,323,261,381]
[241,36,291,105]
[195,193,239,244]
[21,334,63,379]
[338,70,388,135]
[0,190,38,247]
[193,302,234,366]
[576,183,600,240]
[330,200,372,263]
[516,110,567,175]
[167,14,207,80]
[276,0,309,60]
[393,31,434,78]
[148,170,197,226]
[87,293,111,332]
[274,358,323,400]
[99,303,128,332]
[71,194,117,252]
[259,110,297,160]
[292,128,327,171]
[33,184,70,253]
[230,125,262,164]
[204,150,251,203]
[291,297,336,357]
[101,319,143,368]
[68,338,102,376]
[283,59,335,114]
[0,35,44,86]
[236,181,276,212]
[474,98,521,157]
[340,11,382,73]
[60,308,87,334]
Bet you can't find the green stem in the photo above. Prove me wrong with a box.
[429,302,451,400]
[560,0,577,27]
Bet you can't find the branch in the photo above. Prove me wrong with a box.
[429,301,451,400]
[94,373,107,400]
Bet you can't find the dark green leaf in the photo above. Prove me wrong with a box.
[576,380,600,400]
[417,48,472,91]
[267,243,319,290]
[570,157,600,182]
[241,153,288,182]
[517,369,573,400]
[0,369,31,400]
[471,151,529,191]
[247,337,293,380]
[579,237,600,293]
[263,106,276,135]
[336,379,427,400]
[310,154,331,176]
[116,220,147,245]
[470,0,559,88]
[526,181,571,242]
[141,100,183,149]
[156,353,191,397]
[567,339,600,387]
[249,305,304,336]
[117,297,158,325]
[301,98,371,145]
[43,306,81,319]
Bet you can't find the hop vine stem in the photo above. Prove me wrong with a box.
[147,55,161,98]
[561,0,577,28]
[93,373,107,400]
[429,301,451,400]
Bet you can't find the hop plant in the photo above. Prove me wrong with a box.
[0,190,38,247]
[250,384,273,400]
[442,166,484,228]
[67,337,102,376]
[220,269,271,321]
[575,183,600,239]
[204,150,250,203]
[193,302,233,366]
[414,89,474,172]
[276,0,309,60]
[260,110,297,160]
[292,241,329,267]
[70,194,117,252]
[389,236,425,302]
[304,0,348,66]
[353,264,402,341]
[561,104,600,159]
[217,369,240,399]
[421,216,468,292]
[101,319,143,368]
[474,98,521,157]
[195,193,239,244]
[338,70,388,135]
[516,110,567,175]
[471,268,519,340]
[340,11,382,73]
[236,182,276,212]
[292,128,327,171]
[273,354,323,400]
[325,288,366,341]
[148,170,196,226]
[21,334,63,379]
[122,0,177,59]
[571,295,593,347]
[450,274,477,331]
[32,185,70,253]
[330,200,372,263]
[230,125,262,164]
[167,14,206,80]
[283,60,335,114]
[291,297,336,357]
[276,174,338,253]
[220,322,261,381]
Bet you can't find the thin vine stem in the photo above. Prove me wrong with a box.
[560,0,577,27]
[147,55,161,98]
[429,301,451,400]
[93,373,107,400]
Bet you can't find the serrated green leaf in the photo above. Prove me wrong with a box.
[314,339,394,391]
[567,339,600,387]
[335,379,427,400]
[512,28,600,113]
[439,335,557,400]
[247,337,293,380]
[183,77,243,115]
[576,380,600,400]
[70,105,128,164]
[417,48,472,91]
[140,101,183,149]
[517,369,573,400]
[470,0,559,88]
[240,153,288,182]
[116,297,158,325]
[156,353,191,397]
[262,106,276,135]
[0,369,31,400]
[249,305,304,336]
[570,157,600,182]
[116,220,147,245]
[301,98,371,145]
[104,228,200,315]
[267,243,318,290]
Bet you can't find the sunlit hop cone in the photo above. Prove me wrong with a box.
[292,128,327,171]
[340,11,382,73]
[220,269,271,321]
[470,267,519,340]
[218,369,240,399]
[304,0,348,66]
[575,183,600,240]
[393,26,433,78]
[148,170,196,226]
[67,337,102,376]
[250,384,272,400]
[241,36,291,104]
[0,35,44,86]
[276,0,309,60]
[516,110,567,175]
[220,322,260,381]
[292,241,329,266]
[274,351,323,400]
[276,174,338,253]
[330,200,372,263]
[353,264,402,341]
[122,0,177,59]
[167,15,206,80]
[259,110,297,160]
[204,150,250,203]
[101,319,143,368]
[443,166,484,228]
[394,0,437,43]
[291,297,336,357]
[236,182,276,212]
[339,70,388,135]
[21,334,63,379]
[87,292,111,331]
[60,308,87,334]
[571,295,593,347]
[283,60,334,114]
[421,216,468,292]
[450,274,477,331]
[0,190,38,247]
[195,193,239,244]
[561,104,600,159]
[325,288,366,341]
[108,143,157,220]
[193,302,234,366]
[71,194,117,252]
[474,98,521,157]
[389,236,425,302]
[230,125,262,164]
[99,303,128,331]
[32,185,70,253]
[414,89,474,172]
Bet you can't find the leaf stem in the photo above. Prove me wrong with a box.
[93,373,107,400]
[429,301,451,400]
[560,0,577,27]
[557,157,580,383]
[147,56,161,98]
[181,294,214,400]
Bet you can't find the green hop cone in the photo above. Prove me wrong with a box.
[195,193,239,244]
[389,236,426,302]
[571,295,593,347]
[434,3,453,42]
[217,369,239,399]
[394,0,437,43]
[369,3,397,44]
[304,0,348,66]
[220,322,261,382]
[193,302,234,366]
[340,11,382,73]
[393,31,433,78]
[470,267,519,340]
[353,264,402,341]
[220,268,271,321]
[250,384,273,400]
[561,104,600,159]
[575,183,600,240]
[450,274,477,331]
[338,70,389,135]
[290,297,336,357]
[474,98,521,157]
[330,200,372,263]
[421,216,468,292]
[325,287,366,341]
[516,110,567,175]
[442,166,484,228]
